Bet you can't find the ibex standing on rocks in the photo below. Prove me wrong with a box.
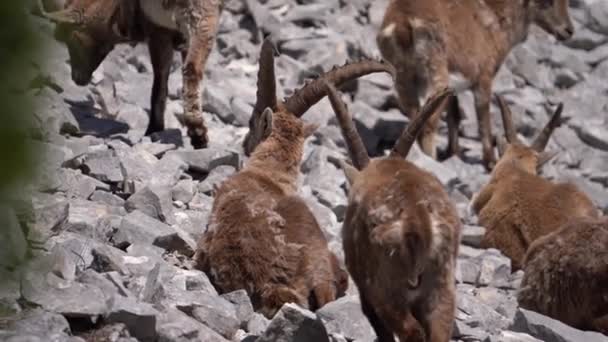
[38,0,225,148]
[377,0,574,169]
[329,83,461,342]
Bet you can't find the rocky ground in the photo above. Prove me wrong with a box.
[1,0,608,341]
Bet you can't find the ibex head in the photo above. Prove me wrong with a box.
[494,95,568,175]
[530,0,574,41]
[38,0,134,85]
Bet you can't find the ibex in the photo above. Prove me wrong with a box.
[37,0,224,148]
[194,40,393,318]
[329,82,461,342]
[471,96,599,270]
[518,216,608,334]
[377,0,574,169]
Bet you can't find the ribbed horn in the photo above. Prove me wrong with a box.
[325,81,370,170]
[496,95,522,144]
[252,37,278,116]
[531,103,565,152]
[38,0,81,24]
[283,60,396,117]
[391,88,454,158]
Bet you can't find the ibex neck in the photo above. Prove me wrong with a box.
[486,0,533,53]
[246,135,305,194]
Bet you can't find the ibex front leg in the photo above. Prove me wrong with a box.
[181,0,221,149]
[474,79,496,170]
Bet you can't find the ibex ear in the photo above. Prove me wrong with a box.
[340,160,360,186]
[303,123,319,138]
[261,107,274,137]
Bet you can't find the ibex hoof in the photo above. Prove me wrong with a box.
[189,128,208,149]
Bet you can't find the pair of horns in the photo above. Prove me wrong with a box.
[326,81,453,170]
[496,95,566,153]
[38,0,83,24]
[252,37,396,119]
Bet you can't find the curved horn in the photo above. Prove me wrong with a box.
[283,60,396,117]
[391,88,454,158]
[38,0,81,24]
[325,81,370,170]
[496,95,522,144]
[252,37,278,116]
[531,103,565,152]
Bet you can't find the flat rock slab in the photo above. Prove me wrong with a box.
[512,309,608,342]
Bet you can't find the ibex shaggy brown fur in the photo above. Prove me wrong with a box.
[471,96,599,270]
[194,40,392,318]
[38,0,224,148]
[377,0,574,169]
[329,83,461,342]
[518,216,608,334]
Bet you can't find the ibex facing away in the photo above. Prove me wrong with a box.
[195,40,393,318]
[471,96,599,270]
[329,83,461,342]
[38,0,224,149]
[518,216,608,334]
[377,0,574,169]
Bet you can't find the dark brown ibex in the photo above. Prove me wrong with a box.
[518,216,608,334]
[329,82,461,342]
[377,0,574,169]
[38,0,225,148]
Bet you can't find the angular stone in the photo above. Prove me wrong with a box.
[198,165,235,195]
[146,153,188,188]
[406,144,459,186]
[258,303,330,342]
[172,179,196,204]
[90,190,125,207]
[21,257,109,317]
[166,148,240,174]
[476,249,512,287]
[486,331,544,342]
[7,309,72,340]
[156,308,228,342]
[453,320,490,341]
[80,149,123,184]
[191,302,240,340]
[56,168,108,199]
[247,313,271,336]
[317,296,374,342]
[0,206,27,268]
[512,309,608,342]
[27,193,69,241]
[457,292,511,334]
[221,290,254,329]
[461,225,486,248]
[107,297,159,342]
[456,258,481,285]
[125,185,174,224]
[114,210,175,249]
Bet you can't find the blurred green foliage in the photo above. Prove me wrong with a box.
[0,2,39,193]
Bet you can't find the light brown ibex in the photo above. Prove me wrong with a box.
[518,216,608,334]
[471,96,599,270]
[195,39,392,318]
[377,0,574,169]
[38,0,225,148]
[329,83,461,342]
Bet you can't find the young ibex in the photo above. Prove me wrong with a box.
[38,0,224,148]
[518,216,608,334]
[471,96,599,270]
[194,40,392,318]
[329,83,461,342]
[377,0,574,169]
